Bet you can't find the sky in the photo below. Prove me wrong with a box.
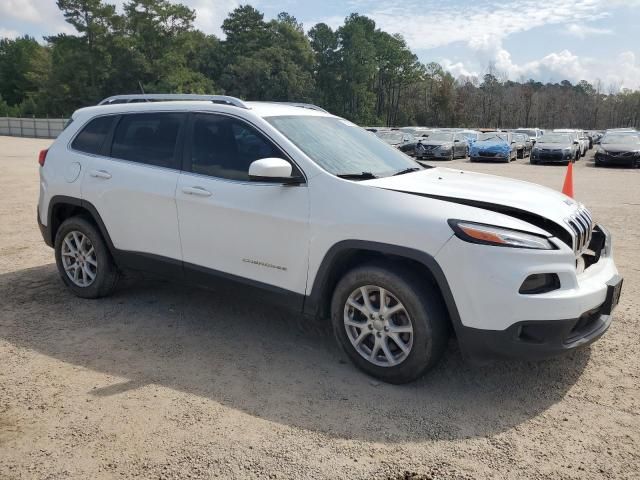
[2,0,640,90]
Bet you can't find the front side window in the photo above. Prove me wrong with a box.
[189,114,284,181]
[71,116,115,155]
[266,116,421,178]
[110,112,184,168]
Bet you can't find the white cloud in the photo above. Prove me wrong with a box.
[564,23,612,38]
[0,0,240,37]
[367,0,607,51]
[187,0,241,36]
[441,59,478,79]
[0,28,19,39]
[0,0,41,23]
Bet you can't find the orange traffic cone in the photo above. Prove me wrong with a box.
[562,162,574,198]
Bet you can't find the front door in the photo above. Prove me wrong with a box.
[175,112,310,297]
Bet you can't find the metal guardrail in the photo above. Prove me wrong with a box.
[0,117,68,139]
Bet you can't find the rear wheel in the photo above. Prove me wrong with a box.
[331,263,449,384]
[54,217,119,299]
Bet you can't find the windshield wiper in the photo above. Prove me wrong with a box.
[336,172,378,180]
[393,167,421,176]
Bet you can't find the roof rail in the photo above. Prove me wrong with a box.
[275,102,329,113]
[98,94,249,109]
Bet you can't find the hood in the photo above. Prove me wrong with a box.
[419,139,451,147]
[536,142,571,148]
[600,144,640,153]
[470,139,510,154]
[362,167,581,243]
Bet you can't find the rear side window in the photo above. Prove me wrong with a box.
[111,113,184,168]
[71,116,114,154]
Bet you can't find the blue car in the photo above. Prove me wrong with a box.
[469,132,517,163]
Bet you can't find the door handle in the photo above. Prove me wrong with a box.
[89,169,112,180]
[182,186,212,197]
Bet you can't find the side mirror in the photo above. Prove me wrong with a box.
[454,139,460,142]
[248,158,303,184]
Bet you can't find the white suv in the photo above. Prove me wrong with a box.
[37,95,623,383]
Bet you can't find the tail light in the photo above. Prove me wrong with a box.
[38,149,48,167]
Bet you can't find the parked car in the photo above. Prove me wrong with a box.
[514,128,544,145]
[37,94,622,384]
[595,133,640,168]
[459,130,480,147]
[376,130,419,157]
[469,132,517,162]
[415,131,468,160]
[512,133,532,158]
[530,133,580,164]
[554,129,587,157]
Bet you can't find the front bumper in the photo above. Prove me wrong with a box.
[436,224,621,361]
[531,150,573,162]
[470,154,510,162]
[419,149,452,159]
[457,275,621,361]
[595,152,638,166]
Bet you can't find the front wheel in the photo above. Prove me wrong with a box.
[54,217,119,299]
[331,263,449,384]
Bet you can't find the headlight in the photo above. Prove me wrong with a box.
[562,148,571,153]
[448,220,555,250]
[437,144,453,151]
[596,146,605,154]
[531,147,540,153]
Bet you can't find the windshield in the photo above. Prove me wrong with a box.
[266,115,422,177]
[461,132,477,140]
[540,134,572,143]
[478,133,508,142]
[602,134,640,145]
[376,131,404,143]
[515,129,536,137]
[426,132,454,142]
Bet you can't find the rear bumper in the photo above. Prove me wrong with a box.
[37,208,53,247]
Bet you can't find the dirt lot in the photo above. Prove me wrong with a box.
[0,135,638,479]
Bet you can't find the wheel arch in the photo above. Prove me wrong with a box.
[47,195,116,254]
[304,240,463,335]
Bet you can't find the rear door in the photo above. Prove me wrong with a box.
[175,112,310,296]
[81,111,186,264]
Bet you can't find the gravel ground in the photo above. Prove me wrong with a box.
[0,136,638,479]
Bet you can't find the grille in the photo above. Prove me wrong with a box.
[478,151,496,157]
[565,206,594,254]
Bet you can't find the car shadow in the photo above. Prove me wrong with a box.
[0,264,591,443]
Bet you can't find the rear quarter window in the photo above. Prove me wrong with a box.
[71,116,115,155]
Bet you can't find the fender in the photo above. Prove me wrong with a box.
[303,240,464,336]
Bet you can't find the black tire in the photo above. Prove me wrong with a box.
[54,216,119,299]
[331,262,449,384]
[530,158,538,165]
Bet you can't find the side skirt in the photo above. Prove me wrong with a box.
[112,249,305,314]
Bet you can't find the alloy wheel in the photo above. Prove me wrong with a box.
[343,285,414,367]
[61,230,98,287]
